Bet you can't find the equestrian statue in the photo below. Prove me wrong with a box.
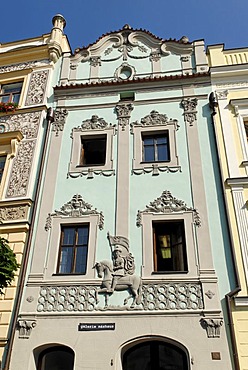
[93,233,142,308]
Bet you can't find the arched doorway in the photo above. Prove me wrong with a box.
[37,345,74,370]
[122,340,188,370]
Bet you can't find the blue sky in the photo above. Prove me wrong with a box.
[1,0,247,52]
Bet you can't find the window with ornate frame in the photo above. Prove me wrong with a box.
[0,131,23,198]
[153,220,188,273]
[44,194,104,280]
[0,82,23,104]
[69,115,116,178]
[57,224,89,274]
[137,190,200,278]
[131,110,180,175]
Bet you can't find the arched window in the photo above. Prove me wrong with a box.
[123,340,188,370]
[38,346,74,370]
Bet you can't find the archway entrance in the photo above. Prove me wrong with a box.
[123,340,188,370]
[37,345,74,370]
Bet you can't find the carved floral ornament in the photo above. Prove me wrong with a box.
[115,103,134,131]
[52,108,68,136]
[131,110,179,131]
[0,59,49,74]
[45,194,104,231]
[80,115,113,130]
[136,190,201,227]
[25,70,49,106]
[0,111,42,139]
[181,98,198,126]
[0,205,27,223]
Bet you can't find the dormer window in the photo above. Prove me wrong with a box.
[0,82,22,104]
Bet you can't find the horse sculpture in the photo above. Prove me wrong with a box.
[93,260,142,308]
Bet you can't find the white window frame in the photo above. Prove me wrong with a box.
[45,214,99,281]
[69,126,116,178]
[131,116,180,175]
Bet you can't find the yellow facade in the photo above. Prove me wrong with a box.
[0,15,70,368]
[208,45,248,370]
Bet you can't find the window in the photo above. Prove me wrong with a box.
[131,111,180,175]
[244,120,248,141]
[80,135,106,166]
[69,121,115,178]
[0,82,22,104]
[38,346,74,370]
[153,221,187,273]
[57,225,89,274]
[142,133,170,162]
[0,156,6,183]
[123,340,188,370]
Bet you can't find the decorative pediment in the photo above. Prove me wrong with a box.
[132,110,179,129]
[45,194,104,230]
[81,115,110,130]
[72,25,193,64]
[136,190,201,227]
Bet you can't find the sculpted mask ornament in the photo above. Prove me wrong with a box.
[93,233,142,308]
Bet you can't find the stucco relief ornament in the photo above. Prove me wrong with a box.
[90,56,101,67]
[115,103,133,131]
[0,111,41,139]
[6,140,36,198]
[149,52,161,62]
[216,90,228,100]
[133,110,179,129]
[0,60,49,74]
[45,194,104,231]
[0,206,26,223]
[93,233,142,308]
[52,108,68,136]
[181,98,198,126]
[205,290,215,299]
[81,115,109,130]
[200,318,223,338]
[25,70,49,106]
[17,319,36,339]
[136,190,201,227]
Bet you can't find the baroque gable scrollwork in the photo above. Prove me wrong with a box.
[0,111,42,139]
[6,140,36,198]
[45,194,104,231]
[52,108,68,136]
[136,190,201,227]
[25,70,49,106]
[131,110,179,130]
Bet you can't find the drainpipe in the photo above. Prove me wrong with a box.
[209,92,241,370]
[3,108,54,370]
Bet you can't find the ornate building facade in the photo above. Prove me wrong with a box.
[0,15,70,368]
[208,44,248,370]
[8,25,235,369]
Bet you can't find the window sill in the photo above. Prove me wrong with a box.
[152,271,189,275]
[52,273,86,276]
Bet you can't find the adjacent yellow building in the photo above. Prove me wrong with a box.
[0,15,70,367]
[208,44,248,370]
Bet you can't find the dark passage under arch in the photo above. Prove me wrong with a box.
[123,340,188,370]
[38,345,74,370]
